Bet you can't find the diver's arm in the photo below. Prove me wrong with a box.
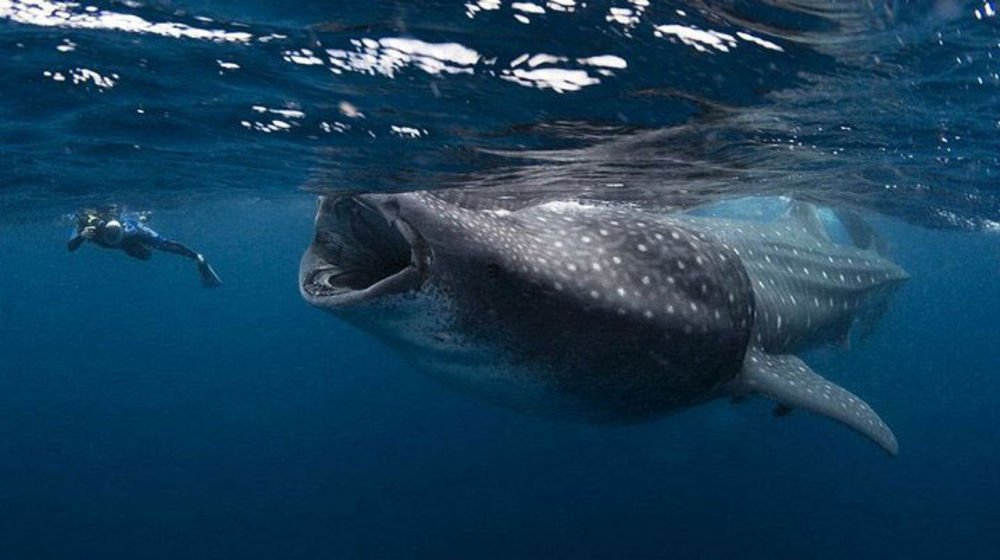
[67,226,96,252]
[67,234,85,252]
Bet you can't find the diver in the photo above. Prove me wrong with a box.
[67,206,223,288]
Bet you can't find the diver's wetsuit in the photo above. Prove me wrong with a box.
[69,215,198,261]
[68,212,222,287]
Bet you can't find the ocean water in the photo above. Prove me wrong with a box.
[1,0,999,558]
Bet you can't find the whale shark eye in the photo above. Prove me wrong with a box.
[485,263,501,278]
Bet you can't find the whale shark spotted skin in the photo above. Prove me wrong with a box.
[300,191,908,455]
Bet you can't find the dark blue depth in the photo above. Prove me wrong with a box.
[0,200,998,559]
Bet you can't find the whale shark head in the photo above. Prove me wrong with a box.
[300,191,756,422]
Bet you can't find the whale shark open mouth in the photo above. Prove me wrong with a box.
[300,196,428,306]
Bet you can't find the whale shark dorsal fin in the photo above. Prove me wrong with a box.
[785,201,831,243]
[733,348,898,456]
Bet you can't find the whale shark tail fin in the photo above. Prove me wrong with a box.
[785,201,831,243]
[731,349,898,456]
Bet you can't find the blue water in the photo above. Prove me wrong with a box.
[2,1,999,558]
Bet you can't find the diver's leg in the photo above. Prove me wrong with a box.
[157,240,200,260]
[155,240,223,287]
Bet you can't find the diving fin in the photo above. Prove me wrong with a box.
[731,348,898,456]
[197,255,223,288]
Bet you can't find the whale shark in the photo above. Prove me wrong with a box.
[299,191,908,455]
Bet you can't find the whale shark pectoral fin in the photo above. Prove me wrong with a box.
[785,201,831,243]
[857,299,891,343]
[732,349,898,456]
[833,209,890,257]
[836,326,852,351]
